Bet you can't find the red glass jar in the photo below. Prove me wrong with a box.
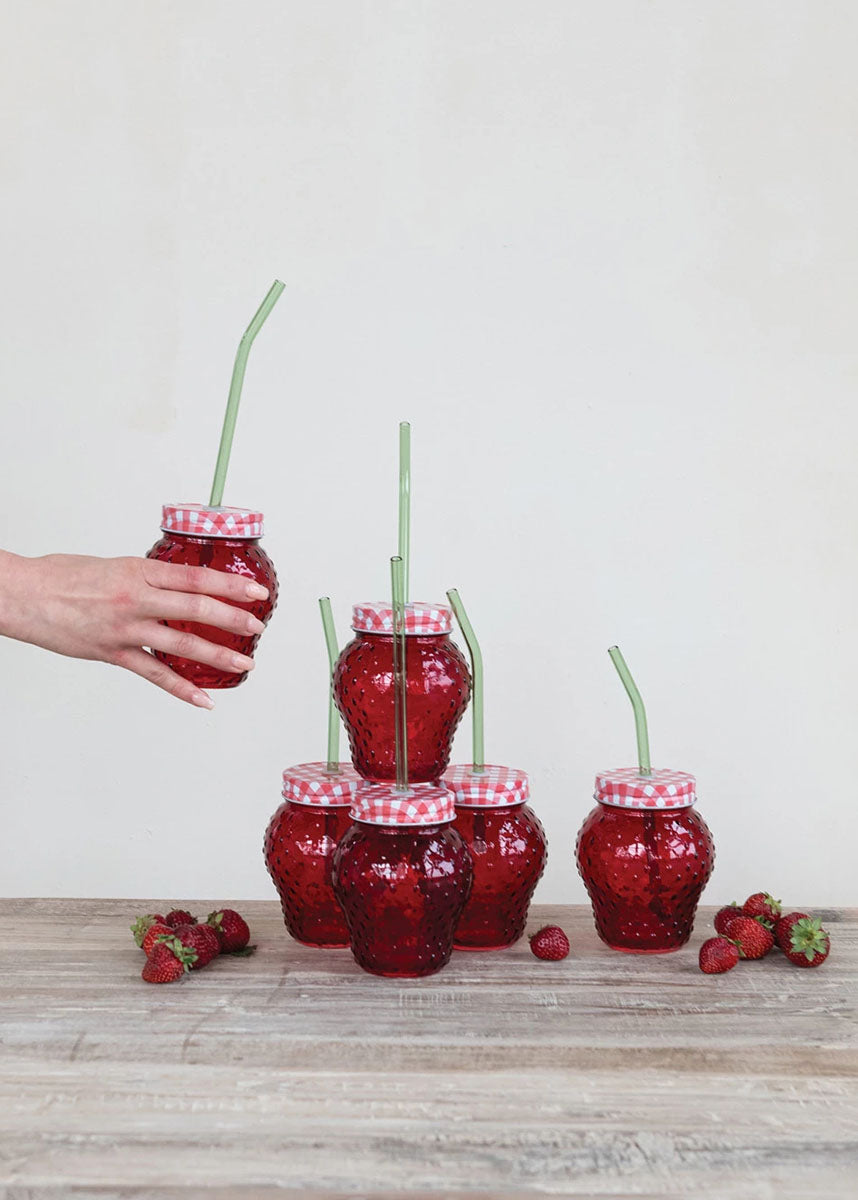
[331,784,473,977]
[576,768,714,953]
[146,503,278,689]
[445,764,547,951]
[333,602,470,783]
[264,763,363,948]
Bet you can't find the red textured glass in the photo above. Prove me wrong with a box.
[263,801,352,948]
[146,531,278,688]
[576,803,715,953]
[453,804,548,950]
[333,632,470,783]
[332,822,473,977]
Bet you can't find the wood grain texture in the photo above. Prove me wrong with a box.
[0,900,856,1198]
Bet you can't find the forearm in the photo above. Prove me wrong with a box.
[0,550,40,643]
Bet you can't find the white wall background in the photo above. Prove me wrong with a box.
[1,2,856,907]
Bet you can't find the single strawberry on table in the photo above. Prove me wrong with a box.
[725,915,774,960]
[141,936,197,984]
[164,909,197,928]
[742,892,782,928]
[775,911,810,952]
[207,908,251,953]
[782,917,830,968]
[529,926,570,961]
[699,937,740,974]
[170,922,221,969]
[713,903,744,936]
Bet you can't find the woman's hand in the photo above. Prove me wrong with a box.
[0,551,269,708]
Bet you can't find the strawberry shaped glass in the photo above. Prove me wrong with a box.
[332,784,473,977]
[576,768,715,953]
[264,763,363,948]
[146,504,278,689]
[444,765,547,951]
[333,602,470,784]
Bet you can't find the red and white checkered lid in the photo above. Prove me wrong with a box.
[350,783,455,826]
[161,504,264,538]
[595,768,697,810]
[351,602,452,635]
[281,762,365,808]
[444,764,530,808]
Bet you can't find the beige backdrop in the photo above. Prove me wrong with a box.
[1,1,855,905]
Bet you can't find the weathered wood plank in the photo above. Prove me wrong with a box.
[0,900,855,1197]
[1,1062,857,1196]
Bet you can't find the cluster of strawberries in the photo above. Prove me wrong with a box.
[131,907,252,983]
[699,892,831,974]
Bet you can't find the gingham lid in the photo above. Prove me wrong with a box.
[444,764,530,808]
[595,768,697,810]
[281,762,365,808]
[351,602,453,635]
[350,783,455,826]
[161,504,264,538]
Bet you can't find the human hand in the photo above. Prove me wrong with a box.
[0,552,269,708]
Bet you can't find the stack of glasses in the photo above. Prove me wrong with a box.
[264,425,548,977]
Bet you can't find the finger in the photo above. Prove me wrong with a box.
[117,648,215,710]
[142,589,265,637]
[142,558,269,604]
[144,625,255,675]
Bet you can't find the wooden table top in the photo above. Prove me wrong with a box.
[0,898,855,1198]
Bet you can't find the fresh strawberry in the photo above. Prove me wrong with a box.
[141,936,196,983]
[775,911,810,952]
[207,908,250,953]
[130,913,168,947]
[528,926,570,961]
[171,922,220,969]
[725,915,774,959]
[164,909,197,928]
[699,937,740,974]
[742,892,782,928]
[713,903,744,936]
[141,922,174,957]
[783,917,830,968]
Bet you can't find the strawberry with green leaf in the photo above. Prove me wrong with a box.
[141,936,196,983]
[783,917,830,968]
[742,892,782,929]
[170,922,221,969]
[130,914,167,948]
[725,916,774,959]
[775,911,809,951]
[207,908,251,953]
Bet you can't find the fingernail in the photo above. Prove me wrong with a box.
[232,654,255,672]
[247,615,265,634]
[192,691,215,710]
[246,582,268,601]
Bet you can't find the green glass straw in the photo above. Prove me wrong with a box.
[608,646,652,776]
[318,597,340,774]
[209,279,285,507]
[398,422,411,602]
[446,588,484,773]
[391,555,408,792]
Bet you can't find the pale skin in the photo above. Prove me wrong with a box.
[0,550,269,709]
